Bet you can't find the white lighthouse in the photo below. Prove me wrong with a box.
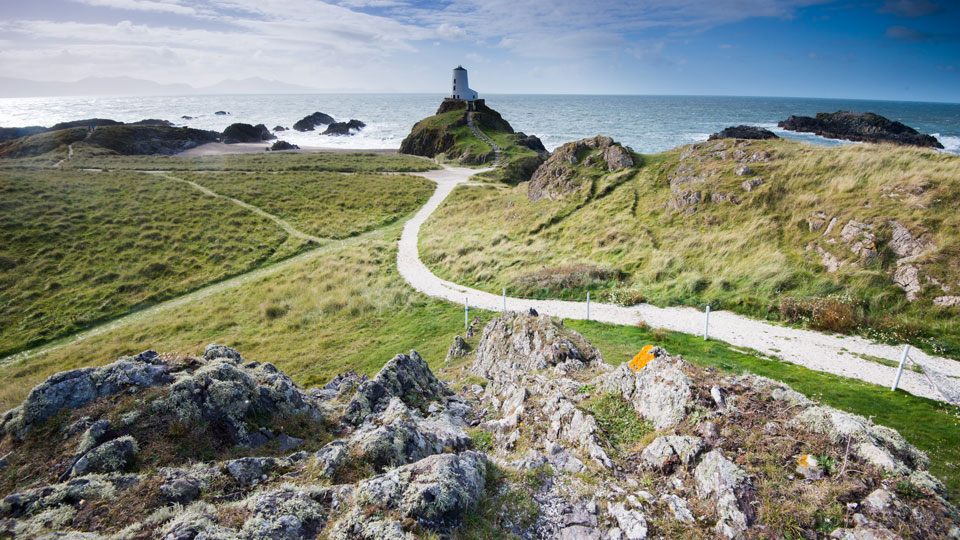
[451,65,478,101]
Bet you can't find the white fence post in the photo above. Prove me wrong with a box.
[891,345,911,392]
[503,288,506,312]
[586,292,590,321]
[704,305,711,341]
[465,297,469,331]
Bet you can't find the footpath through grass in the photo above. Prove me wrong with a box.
[0,226,469,414]
[183,171,434,239]
[0,169,309,357]
[569,319,960,501]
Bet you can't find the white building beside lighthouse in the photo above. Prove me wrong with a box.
[451,66,478,101]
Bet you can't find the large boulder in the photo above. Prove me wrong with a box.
[293,112,335,132]
[222,123,275,143]
[778,111,943,148]
[528,135,634,201]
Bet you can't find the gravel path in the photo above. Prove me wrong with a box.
[401,165,960,403]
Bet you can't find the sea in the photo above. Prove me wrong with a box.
[1,93,958,154]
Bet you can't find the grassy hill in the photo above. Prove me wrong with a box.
[420,137,960,357]
[399,99,547,183]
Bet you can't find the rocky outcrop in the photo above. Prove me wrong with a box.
[840,220,878,262]
[779,110,943,148]
[293,112,335,131]
[515,132,548,154]
[1,329,956,540]
[222,122,275,143]
[322,119,365,136]
[0,126,47,143]
[128,118,174,127]
[269,140,300,151]
[709,125,779,140]
[528,136,634,201]
[597,347,693,429]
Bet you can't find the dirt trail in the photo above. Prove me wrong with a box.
[399,165,960,403]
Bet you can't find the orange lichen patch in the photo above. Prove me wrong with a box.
[629,345,655,372]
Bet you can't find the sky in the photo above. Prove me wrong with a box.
[0,0,957,102]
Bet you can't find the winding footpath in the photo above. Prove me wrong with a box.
[400,165,960,404]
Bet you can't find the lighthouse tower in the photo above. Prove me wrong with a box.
[451,66,478,101]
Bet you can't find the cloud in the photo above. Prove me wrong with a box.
[69,0,201,16]
[877,0,941,18]
[885,25,932,41]
[436,23,468,40]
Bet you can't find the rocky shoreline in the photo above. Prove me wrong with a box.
[779,110,944,149]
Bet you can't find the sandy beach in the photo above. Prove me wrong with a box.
[178,142,398,157]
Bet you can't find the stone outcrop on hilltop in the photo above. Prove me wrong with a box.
[779,110,944,148]
[527,135,634,201]
[709,125,779,140]
[0,318,957,539]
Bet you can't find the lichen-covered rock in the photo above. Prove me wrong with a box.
[346,451,486,530]
[795,406,928,473]
[203,344,242,363]
[608,502,648,539]
[224,457,278,487]
[344,350,451,425]
[662,494,695,523]
[543,392,614,468]
[741,177,765,192]
[72,436,137,476]
[640,435,704,470]
[471,312,603,383]
[4,352,171,437]
[238,485,343,539]
[893,263,922,301]
[695,450,756,539]
[597,348,693,429]
[445,335,469,363]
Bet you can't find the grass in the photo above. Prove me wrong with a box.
[63,146,442,172]
[181,170,434,238]
[0,169,309,357]
[568,318,960,501]
[420,139,960,357]
[0,224,475,413]
[580,392,654,458]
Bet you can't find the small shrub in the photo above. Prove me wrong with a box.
[777,295,861,333]
[468,428,493,452]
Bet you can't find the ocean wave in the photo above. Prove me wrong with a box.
[932,133,960,154]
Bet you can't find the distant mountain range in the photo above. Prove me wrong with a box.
[0,76,322,98]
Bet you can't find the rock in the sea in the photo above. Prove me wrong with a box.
[322,119,365,136]
[778,110,943,149]
[269,140,300,151]
[222,123,276,143]
[293,111,335,131]
[709,125,779,140]
[273,125,287,132]
[214,110,229,115]
[528,135,634,201]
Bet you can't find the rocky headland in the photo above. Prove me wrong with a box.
[778,111,943,149]
[709,125,779,141]
[1,313,954,539]
[528,135,634,201]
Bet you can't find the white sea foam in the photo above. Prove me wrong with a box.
[933,133,960,153]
